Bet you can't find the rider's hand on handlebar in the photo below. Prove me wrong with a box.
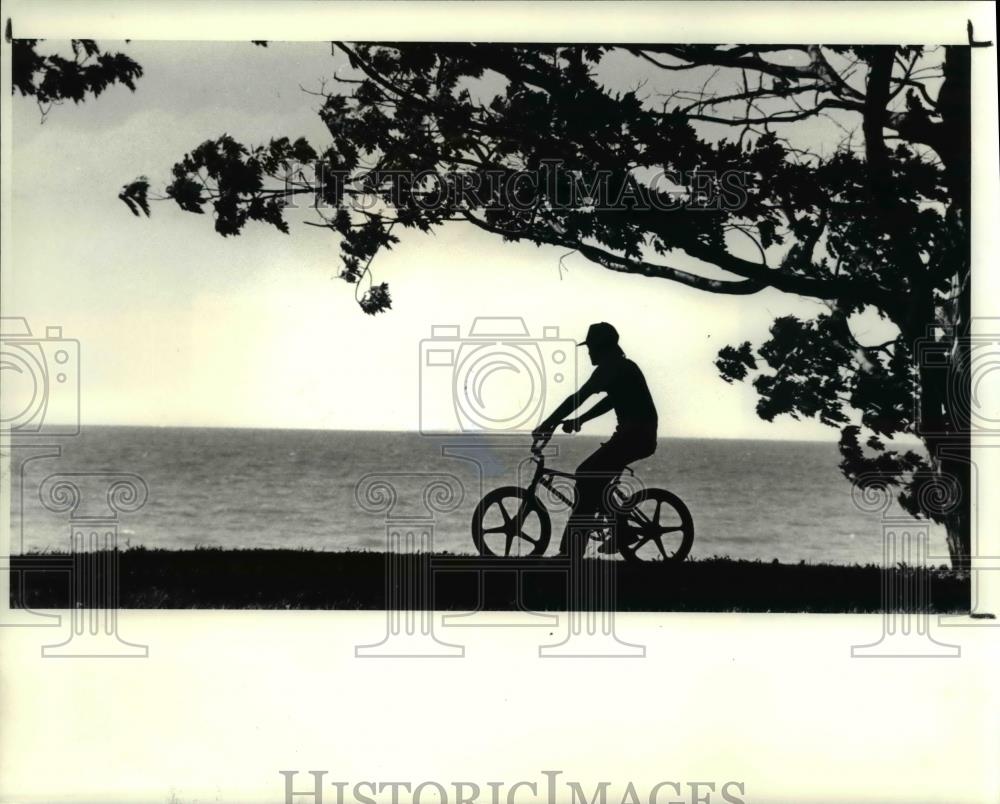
[561,418,581,434]
[531,424,555,442]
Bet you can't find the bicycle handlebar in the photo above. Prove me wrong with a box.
[530,430,553,455]
[531,421,576,455]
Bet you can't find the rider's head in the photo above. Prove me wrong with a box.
[578,322,624,366]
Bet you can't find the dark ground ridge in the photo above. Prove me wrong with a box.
[8,548,970,612]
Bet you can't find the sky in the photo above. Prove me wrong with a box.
[7,40,869,439]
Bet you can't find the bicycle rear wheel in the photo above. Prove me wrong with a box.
[616,488,694,563]
[472,486,551,557]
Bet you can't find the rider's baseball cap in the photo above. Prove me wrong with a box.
[578,322,619,349]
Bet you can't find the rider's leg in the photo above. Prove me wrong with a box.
[557,443,623,557]
[590,435,657,553]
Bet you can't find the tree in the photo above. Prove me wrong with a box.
[128,42,974,567]
[9,31,143,116]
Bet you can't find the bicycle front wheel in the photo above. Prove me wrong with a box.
[472,486,551,557]
[616,488,694,563]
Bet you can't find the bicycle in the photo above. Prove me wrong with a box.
[471,427,694,562]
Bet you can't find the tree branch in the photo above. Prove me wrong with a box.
[462,212,765,295]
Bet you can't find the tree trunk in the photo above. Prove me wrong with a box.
[939,46,972,571]
[939,443,972,570]
[908,45,972,571]
[907,315,971,571]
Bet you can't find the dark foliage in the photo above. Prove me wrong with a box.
[127,43,973,562]
[11,38,142,108]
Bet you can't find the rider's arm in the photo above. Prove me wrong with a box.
[574,394,614,427]
[535,374,601,434]
[536,392,590,433]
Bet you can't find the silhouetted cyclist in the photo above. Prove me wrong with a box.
[532,322,658,556]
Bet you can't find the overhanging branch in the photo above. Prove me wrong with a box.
[462,212,765,295]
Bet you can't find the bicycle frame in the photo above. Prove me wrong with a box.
[528,432,646,527]
[530,460,576,509]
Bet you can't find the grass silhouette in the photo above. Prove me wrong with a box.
[9,548,970,612]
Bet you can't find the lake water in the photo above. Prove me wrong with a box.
[7,426,949,565]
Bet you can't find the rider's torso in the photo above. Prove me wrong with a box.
[590,356,658,437]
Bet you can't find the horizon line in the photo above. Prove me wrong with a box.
[48,422,926,445]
